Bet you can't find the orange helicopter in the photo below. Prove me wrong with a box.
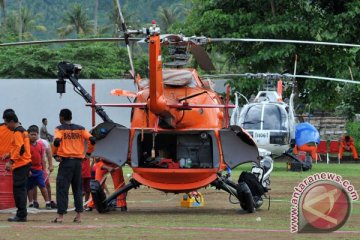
[3,2,359,213]
[54,18,273,213]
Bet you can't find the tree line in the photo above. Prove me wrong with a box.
[1,0,360,118]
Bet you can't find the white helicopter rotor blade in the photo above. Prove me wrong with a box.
[202,73,360,85]
[0,38,142,47]
[285,74,360,85]
[209,38,360,48]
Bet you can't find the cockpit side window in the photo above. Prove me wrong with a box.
[242,105,262,130]
[263,105,288,130]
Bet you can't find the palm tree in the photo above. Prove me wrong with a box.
[94,0,99,34]
[157,5,180,32]
[0,0,5,25]
[109,0,139,37]
[58,4,93,38]
[18,0,22,41]
[270,0,276,16]
[5,7,46,40]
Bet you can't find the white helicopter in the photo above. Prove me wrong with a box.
[205,57,360,157]
[231,77,295,156]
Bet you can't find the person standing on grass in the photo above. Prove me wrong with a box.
[0,109,15,161]
[3,112,31,222]
[51,109,96,223]
[38,137,57,208]
[82,157,92,206]
[40,118,53,142]
[27,125,52,210]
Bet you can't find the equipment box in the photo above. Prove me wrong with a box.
[180,192,205,208]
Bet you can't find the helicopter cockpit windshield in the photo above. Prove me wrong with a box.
[241,103,290,147]
[139,69,198,88]
[243,104,288,131]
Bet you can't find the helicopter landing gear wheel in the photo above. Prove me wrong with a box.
[237,182,255,213]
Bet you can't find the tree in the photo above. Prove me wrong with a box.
[0,0,5,25]
[157,5,180,32]
[176,0,360,113]
[3,7,46,40]
[58,4,93,37]
[17,0,22,41]
[0,43,131,79]
[93,0,98,34]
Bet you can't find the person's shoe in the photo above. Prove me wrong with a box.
[33,201,39,209]
[29,203,34,208]
[84,206,93,212]
[46,203,52,210]
[8,216,27,222]
[120,206,127,212]
[50,201,57,209]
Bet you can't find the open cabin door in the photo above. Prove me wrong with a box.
[220,125,259,169]
[91,122,130,166]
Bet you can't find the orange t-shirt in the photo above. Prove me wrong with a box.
[52,123,95,159]
[10,126,32,169]
[0,123,13,157]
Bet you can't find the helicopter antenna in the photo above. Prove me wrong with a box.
[115,0,136,81]
[292,54,298,94]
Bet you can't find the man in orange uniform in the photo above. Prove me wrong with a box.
[293,143,317,162]
[52,109,96,223]
[86,159,127,211]
[339,135,358,161]
[3,111,32,222]
[0,109,15,160]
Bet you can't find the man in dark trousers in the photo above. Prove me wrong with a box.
[3,112,32,222]
[52,109,95,223]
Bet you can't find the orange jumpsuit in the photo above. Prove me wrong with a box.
[88,160,127,208]
[339,136,358,160]
[293,144,317,161]
[0,123,13,158]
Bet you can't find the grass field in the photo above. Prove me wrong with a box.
[0,161,359,240]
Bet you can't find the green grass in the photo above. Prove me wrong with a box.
[0,161,359,240]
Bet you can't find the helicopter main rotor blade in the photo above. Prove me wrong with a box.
[115,0,136,79]
[209,38,360,48]
[190,45,216,72]
[202,73,360,85]
[86,103,236,109]
[0,38,142,47]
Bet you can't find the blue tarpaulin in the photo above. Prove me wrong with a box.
[295,122,320,147]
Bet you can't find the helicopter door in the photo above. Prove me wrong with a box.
[220,125,259,169]
[91,122,130,166]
